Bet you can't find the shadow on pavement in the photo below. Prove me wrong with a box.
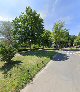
[53,53,69,61]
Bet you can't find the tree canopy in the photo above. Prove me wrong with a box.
[12,6,44,49]
[74,36,80,46]
[53,21,69,48]
[0,21,13,45]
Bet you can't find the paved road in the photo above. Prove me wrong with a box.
[21,51,80,92]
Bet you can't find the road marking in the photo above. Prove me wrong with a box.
[70,53,72,54]
[66,52,76,55]
[67,53,69,54]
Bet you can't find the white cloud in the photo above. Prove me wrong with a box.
[38,11,48,19]
[38,0,59,19]
[48,0,59,12]
[56,16,73,25]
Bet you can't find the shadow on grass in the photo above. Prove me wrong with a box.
[0,61,22,74]
[53,53,69,61]
[19,50,56,59]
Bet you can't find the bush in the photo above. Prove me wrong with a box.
[0,44,17,63]
[32,44,39,49]
[32,44,39,51]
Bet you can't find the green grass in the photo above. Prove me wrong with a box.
[0,50,56,92]
[62,47,80,51]
[18,47,56,52]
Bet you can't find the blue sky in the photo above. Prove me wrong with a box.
[0,0,80,35]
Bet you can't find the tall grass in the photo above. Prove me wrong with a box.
[0,50,56,92]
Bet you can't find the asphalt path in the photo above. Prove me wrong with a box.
[21,51,80,92]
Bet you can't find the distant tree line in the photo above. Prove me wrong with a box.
[53,21,80,48]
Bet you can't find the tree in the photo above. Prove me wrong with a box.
[12,6,44,49]
[0,21,13,45]
[74,36,80,46]
[53,21,69,48]
[78,32,80,36]
[68,35,76,47]
[42,30,52,48]
[0,44,17,63]
[0,21,17,63]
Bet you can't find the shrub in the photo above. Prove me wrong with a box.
[0,44,17,63]
[32,44,39,50]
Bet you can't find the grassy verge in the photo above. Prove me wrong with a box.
[0,50,56,92]
[62,47,80,51]
[18,47,57,52]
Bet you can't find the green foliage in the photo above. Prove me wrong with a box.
[0,44,17,63]
[74,36,80,46]
[68,35,76,47]
[32,44,39,49]
[42,30,52,48]
[0,21,17,63]
[78,32,80,36]
[53,21,69,48]
[0,21,13,45]
[12,6,44,49]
